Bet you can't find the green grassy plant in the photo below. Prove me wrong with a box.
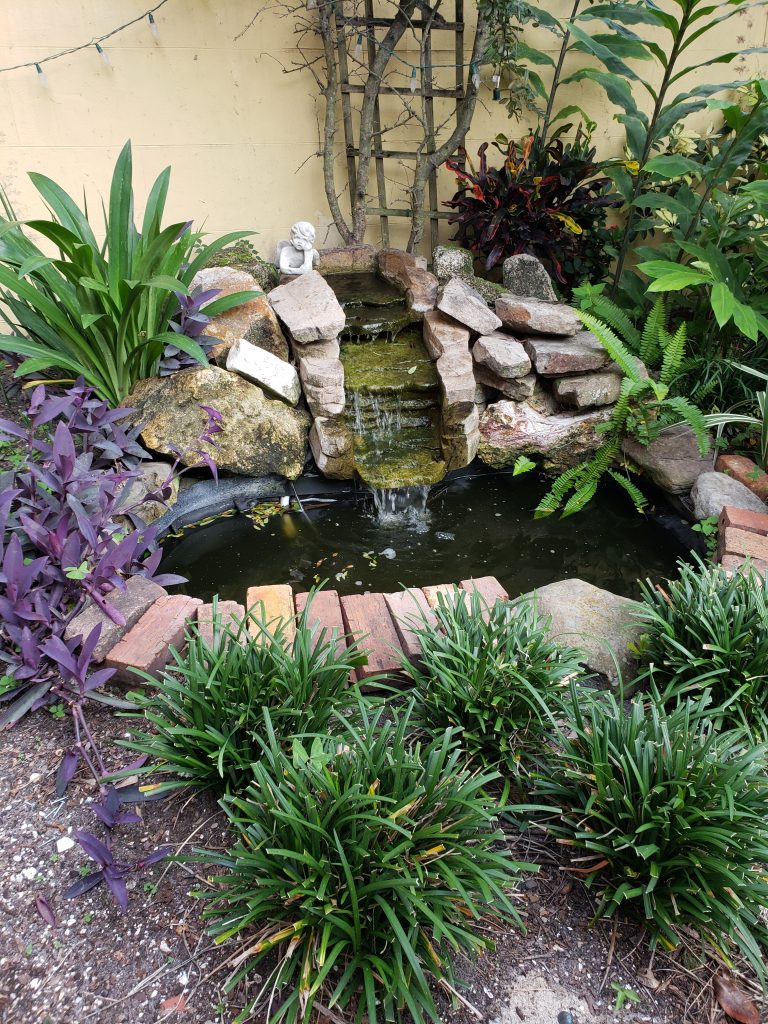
[635,557,768,737]
[533,687,768,980]
[119,594,368,795]
[0,140,257,405]
[404,589,584,773]
[198,701,532,1024]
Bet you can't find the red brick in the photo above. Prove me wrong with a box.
[716,454,768,500]
[719,505,768,536]
[295,589,347,656]
[245,584,295,646]
[339,592,403,680]
[104,595,202,683]
[720,553,768,576]
[719,526,768,564]
[196,600,246,646]
[422,583,460,609]
[460,576,509,604]
[65,577,167,662]
[384,589,437,663]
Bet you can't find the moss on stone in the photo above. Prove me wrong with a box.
[341,332,439,393]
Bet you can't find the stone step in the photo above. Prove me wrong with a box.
[339,592,403,680]
[104,595,202,683]
[196,600,246,646]
[384,588,437,663]
[245,584,296,646]
[295,589,347,656]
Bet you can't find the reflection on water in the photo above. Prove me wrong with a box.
[161,470,696,603]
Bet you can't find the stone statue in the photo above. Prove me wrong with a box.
[275,221,319,276]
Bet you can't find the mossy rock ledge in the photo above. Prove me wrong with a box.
[125,366,309,479]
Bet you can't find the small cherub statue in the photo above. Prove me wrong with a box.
[275,221,319,276]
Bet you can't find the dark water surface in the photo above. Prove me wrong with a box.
[162,471,695,603]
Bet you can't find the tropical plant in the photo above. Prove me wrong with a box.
[635,556,768,738]
[0,140,258,405]
[119,592,369,795]
[0,380,219,726]
[704,361,768,469]
[532,687,768,981]
[536,303,709,517]
[445,129,619,291]
[197,701,532,1024]
[404,588,584,773]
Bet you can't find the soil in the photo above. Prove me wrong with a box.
[2,700,761,1024]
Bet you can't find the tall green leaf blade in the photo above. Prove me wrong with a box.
[27,172,100,250]
[107,140,135,298]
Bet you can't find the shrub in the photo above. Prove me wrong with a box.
[445,129,619,293]
[404,589,584,773]
[198,701,531,1024]
[636,557,768,737]
[533,688,768,979]
[0,381,218,725]
[120,594,369,795]
[0,140,258,405]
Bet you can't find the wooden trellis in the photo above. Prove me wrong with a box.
[331,0,465,253]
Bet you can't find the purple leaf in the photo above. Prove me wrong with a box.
[136,846,172,868]
[35,894,57,927]
[73,830,113,868]
[64,870,105,900]
[55,750,79,798]
[103,868,129,913]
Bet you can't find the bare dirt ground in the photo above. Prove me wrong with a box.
[1,702,763,1024]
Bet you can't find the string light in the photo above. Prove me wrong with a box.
[95,42,111,68]
[148,12,160,40]
[409,67,418,94]
[354,33,363,60]
[35,63,49,88]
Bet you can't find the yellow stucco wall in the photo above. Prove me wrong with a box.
[2,1,767,260]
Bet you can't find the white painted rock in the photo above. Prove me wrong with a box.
[496,294,580,336]
[473,333,531,379]
[226,338,301,406]
[268,270,345,343]
[437,277,502,335]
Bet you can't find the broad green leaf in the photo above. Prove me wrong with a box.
[710,282,736,327]
[644,154,706,178]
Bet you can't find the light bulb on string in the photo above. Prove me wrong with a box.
[471,62,480,90]
[409,67,417,94]
[95,42,111,68]
[35,63,49,88]
[148,12,160,40]
[354,33,363,60]
[492,72,501,102]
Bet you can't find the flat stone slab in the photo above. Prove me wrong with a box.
[474,365,536,401]
[269,270,345,343]
[691,471,766,521]
[226,338,300,405]
[197,600,246,646]
[104,595,202,683]
[716,453,768,501]
[384,589,436,662]
[523,332,609,376]
[65,577,167,662]
[295,589,347,656]
[423,310,470,359]
[496,295,580,336]
[437,277,502,336]
[525,578,642,688]
[245,584,296,646]
[552,371,621,409]
[339,592,402,680]
[473,333,531,379]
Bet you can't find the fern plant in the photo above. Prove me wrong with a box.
[536,302,709,518]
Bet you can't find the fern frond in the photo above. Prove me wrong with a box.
[607,469,648,511]
[639,298,666,366]
[577,311,648,383]
[579,294,641,352]
[561,479,598,517]
[660,322,687,386]
[662,395,712,455]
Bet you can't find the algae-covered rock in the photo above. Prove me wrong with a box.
[125,366,309,479]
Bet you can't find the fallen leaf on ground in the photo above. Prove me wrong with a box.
[713,972,759,1024]
[159,994,188,1014]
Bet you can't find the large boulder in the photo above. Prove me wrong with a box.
[496,295,580,336]
[269,271,345,343]
[501,254,558,302]
[690,470,766,521]
[525,578,644,688]
[437,277,502,335]
[190,267,289,362]
[479,400,610,471]
[126,366,309,479]
[622,423,713,494]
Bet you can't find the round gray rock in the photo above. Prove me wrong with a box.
[690,470,766,520]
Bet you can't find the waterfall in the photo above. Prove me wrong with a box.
[370,484,431,530]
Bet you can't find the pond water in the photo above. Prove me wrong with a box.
[161,469,695,603]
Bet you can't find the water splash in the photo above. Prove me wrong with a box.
[370,484,431,531]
